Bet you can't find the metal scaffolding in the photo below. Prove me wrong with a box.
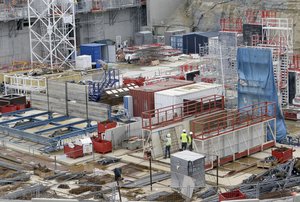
[199,40,238,109]
[28,0,77,69]
[252,18,293,107]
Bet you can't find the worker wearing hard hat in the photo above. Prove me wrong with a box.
[164,133,172,159]
[180,129,188,150]
[188,131,193,151]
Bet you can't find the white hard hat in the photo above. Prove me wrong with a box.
[167,133,171,138]
[190,132,193,135]
[183,129,186,133]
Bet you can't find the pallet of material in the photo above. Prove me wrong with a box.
[257,159,278,169]
[34,169,55,179]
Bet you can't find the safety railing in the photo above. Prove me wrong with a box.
[192,102,276,140]
[142,95,225,130]
[220,17,243,33]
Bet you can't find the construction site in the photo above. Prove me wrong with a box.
[1,0,300,202]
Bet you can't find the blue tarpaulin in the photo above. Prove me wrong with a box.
[237,47,287,142]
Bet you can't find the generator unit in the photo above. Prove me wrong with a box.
[171,150,205,188]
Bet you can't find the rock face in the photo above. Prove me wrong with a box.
[165,0,300,52]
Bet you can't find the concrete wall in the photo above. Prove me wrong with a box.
[147,0,182,27]
[0,7,138,65]
[77,7,138,45]
[0,21,31,65]
[104,121,142,149]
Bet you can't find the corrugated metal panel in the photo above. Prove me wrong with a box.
[155,82,223,111]
[130,80,194,117]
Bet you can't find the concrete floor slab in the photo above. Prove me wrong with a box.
[120,155,170,172]
[53,153,102,166]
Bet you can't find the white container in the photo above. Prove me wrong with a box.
[75,55,92,70]
[154,82,223,115]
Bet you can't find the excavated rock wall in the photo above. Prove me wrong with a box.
[164,0,300,52]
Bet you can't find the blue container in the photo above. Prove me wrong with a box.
[170,35,183,51]
[182,32,219,54]
[80,43,105,63]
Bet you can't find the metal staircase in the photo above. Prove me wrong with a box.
[88,68,120,101]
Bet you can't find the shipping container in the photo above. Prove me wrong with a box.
[130,80,194,117]
[243,24,263,46]
[170,35,183,51]
[154,82,223,116]
[134,31,153,45]
[183,32,219,54]
[80,43,105,66]
[93,39,116,63]
[219,31,243,47]
[164,29,186,46]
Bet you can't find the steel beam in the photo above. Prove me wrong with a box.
[0,108,32,117]
[0,112,49,125]
[15,116,70,130]
[51,126,97,142]
[0,125,51,145]
[35,120,90,134]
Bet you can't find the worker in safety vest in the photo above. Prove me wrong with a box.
[188,131,193,151]
[164,133,172,159]
[180,129,188,150]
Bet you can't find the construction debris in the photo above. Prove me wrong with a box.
[0,160,23,171]
[98,157,121,166]
[33,164,55,178]
[1,184,47,200]
[57,184,70,189]
[123,172,170,188]
[0,173,30,185]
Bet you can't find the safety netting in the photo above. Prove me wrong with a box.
[237,47,286,142]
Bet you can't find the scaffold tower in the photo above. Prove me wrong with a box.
[28,0,77,69]
[261,18,293,107]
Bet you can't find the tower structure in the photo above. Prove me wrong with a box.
[28,0,76,69]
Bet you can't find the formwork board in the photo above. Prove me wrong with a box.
[31,94,109,121]
[47,81,87,102]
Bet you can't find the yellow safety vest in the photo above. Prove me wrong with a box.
[181,133,188,143]
[166,137,172,146]
[188,135,192,144]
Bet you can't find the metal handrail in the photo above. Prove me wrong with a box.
[142,95,225,130]
[192,102,276,140]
